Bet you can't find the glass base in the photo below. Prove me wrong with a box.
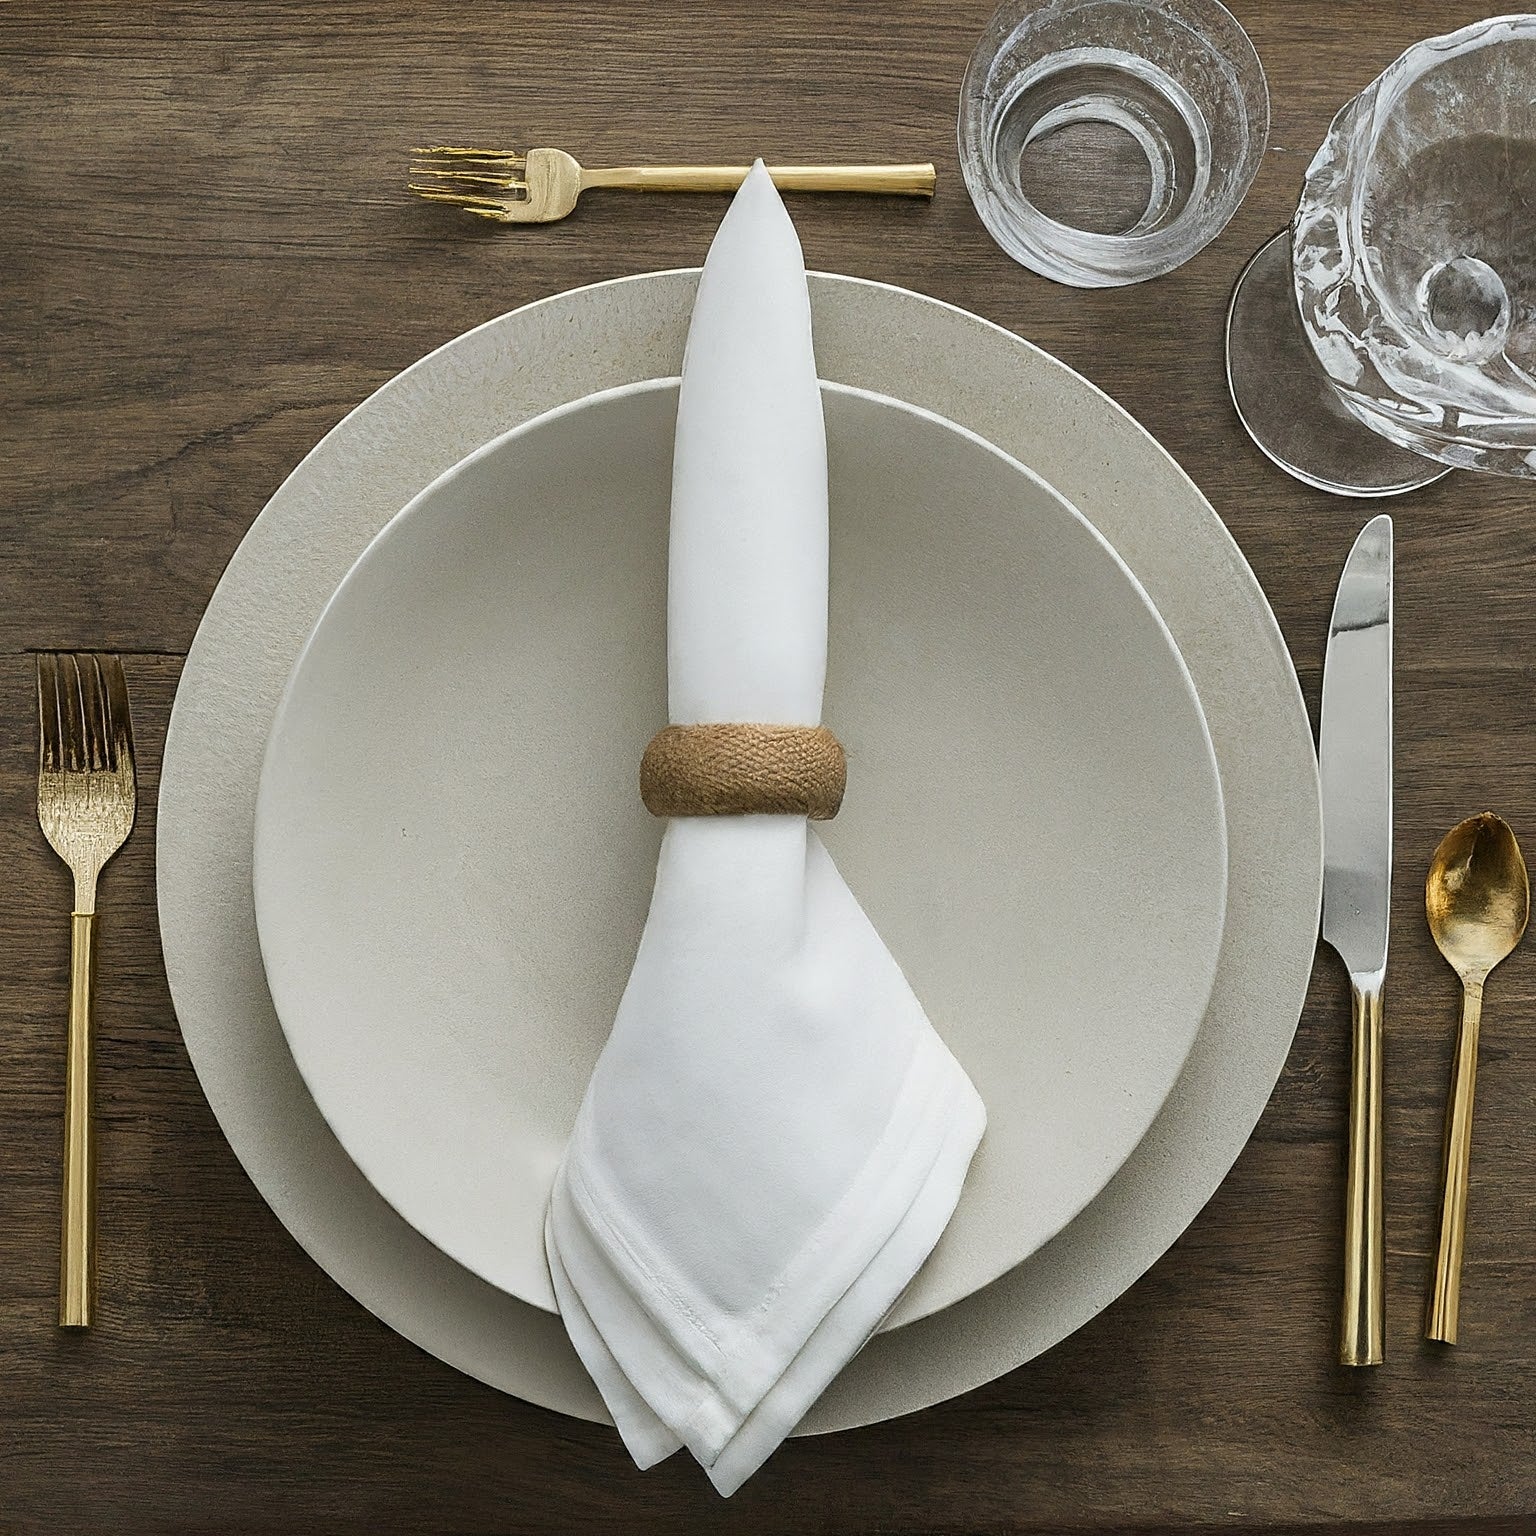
[1225,231,1452,499]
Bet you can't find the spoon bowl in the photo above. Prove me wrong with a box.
[1427,813,1530,982]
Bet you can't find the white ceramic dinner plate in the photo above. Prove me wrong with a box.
[157,270,1321,1435]
[251,379,1228,1326]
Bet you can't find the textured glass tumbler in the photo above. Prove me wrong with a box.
[1293,15,1536,478]
[958,0,1269,287]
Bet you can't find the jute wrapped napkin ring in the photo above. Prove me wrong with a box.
[639,723,846,820]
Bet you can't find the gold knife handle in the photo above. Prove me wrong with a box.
[1341,978,1384,1365]
[1426,979,1483,1344]
[60,911,96,1328]
[579,163,936,197]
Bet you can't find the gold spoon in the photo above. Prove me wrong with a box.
[1424,812,1529,1343]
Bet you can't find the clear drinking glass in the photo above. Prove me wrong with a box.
[1292,15,1536,478]
[958,0,1269,287]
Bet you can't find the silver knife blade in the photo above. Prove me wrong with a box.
[1320,513,1393,980]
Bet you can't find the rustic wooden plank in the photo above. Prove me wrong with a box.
[2,0,1534,1530]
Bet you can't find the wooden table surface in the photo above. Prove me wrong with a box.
[4,3,1535,1531]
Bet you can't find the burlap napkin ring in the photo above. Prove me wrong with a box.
[640,723,846,821]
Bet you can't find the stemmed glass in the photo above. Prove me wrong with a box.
[1228,16,1536,496]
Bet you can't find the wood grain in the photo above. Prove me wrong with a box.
[3,2,1535,1530]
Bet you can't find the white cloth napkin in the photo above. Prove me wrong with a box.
[545,162,986,1496]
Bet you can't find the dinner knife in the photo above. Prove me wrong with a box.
[1319,513,1393,1366]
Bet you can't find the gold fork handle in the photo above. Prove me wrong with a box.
[1340,977,1384,1366]
[579,163,936,197]
[60,911,96,1328]
[1427,978,1484,1344]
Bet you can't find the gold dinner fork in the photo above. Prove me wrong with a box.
[409,146,936,223]
[36,653,137,1328]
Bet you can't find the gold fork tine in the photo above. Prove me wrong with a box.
[407,189,517,219]
[102,655,135,779]
[413,145,527,162]
[406,183,487,198]
[58,652,87,772]
[411,153,525,170]
[38,653,63,774]
[79,655,111,773]
[410,166,526,188]
[71,653,102,772]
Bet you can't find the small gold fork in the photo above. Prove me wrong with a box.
[409,146,936,223]
[36,653,137,1328]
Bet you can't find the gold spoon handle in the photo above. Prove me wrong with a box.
[1427,977,1484,1344]
[1341,978,1385,1365]
[578,163,936,197]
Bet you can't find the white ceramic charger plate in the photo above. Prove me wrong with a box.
[157,270,1321,1435]
[251,379,1228,1327]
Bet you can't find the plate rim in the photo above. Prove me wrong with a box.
[249,373,1229,1325]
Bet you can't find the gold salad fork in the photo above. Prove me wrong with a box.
[36,653,137,1328]
[410,146,936,223]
